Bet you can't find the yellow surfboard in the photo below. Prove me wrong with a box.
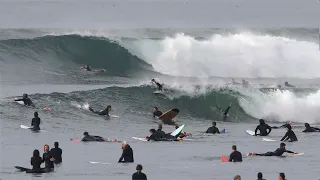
[159,108,179,124]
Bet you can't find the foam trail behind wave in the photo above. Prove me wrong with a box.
[239,89,320,124]
[129,32,320,78]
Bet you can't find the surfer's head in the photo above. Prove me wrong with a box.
[33,149,40,157]
[44,144,49,152]
[34,112,38,117]
[259,119,265,125]
[212,121,216,127]
[305,123,310,128]
[136,164,143,172]
[54,142,59,148]
[278,172,285,180]
[232,145,237,152]
[257,172,263,179]
[175,125,179,129]
[151,79,155,82]
[106,105,112,111]
[153,107,158,112]
[83,132,89,136]
[121,141,127,149]
[158,124,162,130]
[23,94,28,98]
[149,129,156,134]
[280,142,286,149]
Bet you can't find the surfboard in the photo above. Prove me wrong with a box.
[90,161,111,165]
[159,108,179,123]
[132,137,148,141]
[15,166,30,171]
[262,138,277,142]
[247,152,304,156]
[245,130,255,136]
[110,115,119,118]
[21,125,45,132]
[220,129,226,134]
[171,124,185,136]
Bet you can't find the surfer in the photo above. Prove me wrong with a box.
[254,119,272,136]
[151,79,163,91]
[89,105,111,116]
[50,142,62,164]
[284,81,295,88]
[248,142,297,156]
[14,93,34,107]
[278,173,286,180]
[31,112,41,131]
[242,79,249,88]
[81,132,105,142]
[83,65,92,71]
[153,107,163,117]
[302,123,320,132]
[43,144,54,172]
[277,85,283,91]
[132,164,147,180]
[29,149,43,173]
[280,124,298,142]
[147,129,181,141]
[229,145,242,162]
[157,124,166,137]
[206,122,220,134]
[223,102,232,116]
[257,172,265,180]
[118,141,134,163]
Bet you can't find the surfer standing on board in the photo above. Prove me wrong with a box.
[15,93,34,107]
[254,119,272,136]
[151,79,163,91]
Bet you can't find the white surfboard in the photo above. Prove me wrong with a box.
[245,130,255,136]
[21,125,45,132]
[287,153,304,156]
[89,161,111,165]
[110,115,119,118]
[171,124,185,136]
[132,137,148,141]
[262,138,277,142]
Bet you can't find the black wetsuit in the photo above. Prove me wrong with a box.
[147,132,163,141]
[281,130,298,142]
[118,144,134,163]
[27,156,43,173]
[89,107,109,116]
[153,111,163,117]
[229,151,242,162]
[255,148,294,156]
[132,171,147,180]
[31,117,41,131]
[50,147,62,164]
[15,97,34,106]
[157,129,166,137]
[155,82,163,91]
[255,124,272,136]
[43,152,54,171]
[303,127,320,133]
[81,135,104,142]
[206,126,220,134]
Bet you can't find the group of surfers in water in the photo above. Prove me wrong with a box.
[13,78,320,173]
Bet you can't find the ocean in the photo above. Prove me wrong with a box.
[1,1,320,180]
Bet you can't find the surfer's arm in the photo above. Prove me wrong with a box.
[314,127,320,131]
[254,127,259,136]
[267,125,272,134]
[285,150,295,154]
[118,153,124,162]
[31,118,34,126]
[280,133,288,141]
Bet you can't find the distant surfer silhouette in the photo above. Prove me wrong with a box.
[284,81,296,88]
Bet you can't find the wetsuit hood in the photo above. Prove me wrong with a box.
[23,94,28,98]
[83,132,89,136]
[212,121,216,126]
[259,119,265,125]
[305,123,310,128]
[34,112,38,117]
[33,149,40,157]
[54,142,59,148]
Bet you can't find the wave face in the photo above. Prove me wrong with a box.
[1,28,320,124]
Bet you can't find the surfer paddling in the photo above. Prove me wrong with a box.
[248,142,298,156]
[15,93,34,107]
[89,105,111,116]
